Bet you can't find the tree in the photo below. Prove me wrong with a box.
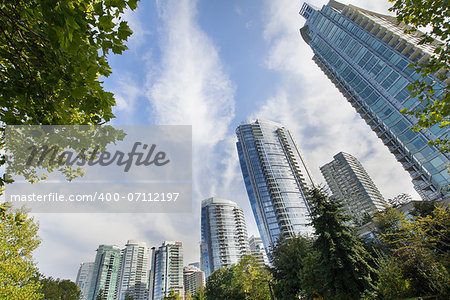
[377,204,450,298]
[205,266,241,300]
[163,290,182,300]
[193,286,206,300]
[37,275,81,300]
[125,292,134,300]
[96,288,105,300]
[205,256,273,300]
[0,0,139,187]
[308,188,376,299]
[231,255,272,300]
[269,234,315,299]
[389,0,449,152]
[0,203,42,299]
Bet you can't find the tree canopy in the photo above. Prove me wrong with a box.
[307,188,376,299]
[374,204,450,298]
[205,255,273,300]
[0,0,138,126]
[0,203,42,299]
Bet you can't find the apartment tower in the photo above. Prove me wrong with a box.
[200,197,250,278]
[320,152,387,223]
[300,0,449,200]
[149,241,184,300]
[236,120,314,252]
[116,240,151,300]
[87,245,121,300]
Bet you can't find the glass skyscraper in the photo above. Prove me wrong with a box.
[149,241,184,300]
[76,262,94,300]
[87,245,122,300]
[300,0,449,201]
[236,120,314,252]
[116,240,150,300]
[200,197,250,278]
[321,152,387,223]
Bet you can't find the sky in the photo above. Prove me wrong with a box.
[31,0,421,280]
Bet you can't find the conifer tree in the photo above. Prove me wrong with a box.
[308,187,376,299]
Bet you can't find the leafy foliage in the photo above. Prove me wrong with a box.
[0,0,139,187]
[36,275,81,300]
[389,0,449,152]
[163,290,183,300]
[308,187,376,299]
[374,204,450,298]
[0,0,137,125]
[0,203,42,299]
[193,285,206,300]
[205,255,273,300]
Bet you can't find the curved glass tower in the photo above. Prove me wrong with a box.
[200,197,250,278]
[236,120,314,252]
[300,0,449,201]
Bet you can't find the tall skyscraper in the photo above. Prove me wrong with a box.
[236,119,314,251]
[76,262,94,300]
[183,265,205,297]
[320,152,387,223]
[87,245,121,300]
[299,0,449,201]
[116,240,151,300]
[200,197,250,278]
[248,235,269,266]
[149,241,184,300]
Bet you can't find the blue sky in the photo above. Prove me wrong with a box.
[33,0,420,280]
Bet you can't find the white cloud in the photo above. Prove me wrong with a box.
[145,0,236,198]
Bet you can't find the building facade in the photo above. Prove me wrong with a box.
[236,120,314,251]
[149,241,184,300]
[76,262,94,300]
[183,265,205,297]
[300,0,449,201]
[87,245,122,300]
[248,235,269,266]
[320,152,387,223]
[200,197,250,278]
[116,240,150,300]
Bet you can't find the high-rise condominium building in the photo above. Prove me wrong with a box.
[183,265,205,297]
[76,262,94,300]
[300,0,449,201]
[200,197,250,278]
[149,241,184,300]
[236,120,314,251]
[87,245,121,300]
[248,235,269,266]
[320,152,387,223]
[116,240,150,300]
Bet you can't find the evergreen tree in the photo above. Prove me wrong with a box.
[308,187,376,299]
[269,235,314,299]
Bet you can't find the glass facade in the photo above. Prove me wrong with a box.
[87,245,122,300]
[200,197,250,279]
[321,152,387,223]
[149,241,184,300]
[236,120,314,253]
[116,241,150,300]
[76,262,94,300]
[300,1,449,201]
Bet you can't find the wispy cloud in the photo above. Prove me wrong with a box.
[145,0,236,198]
